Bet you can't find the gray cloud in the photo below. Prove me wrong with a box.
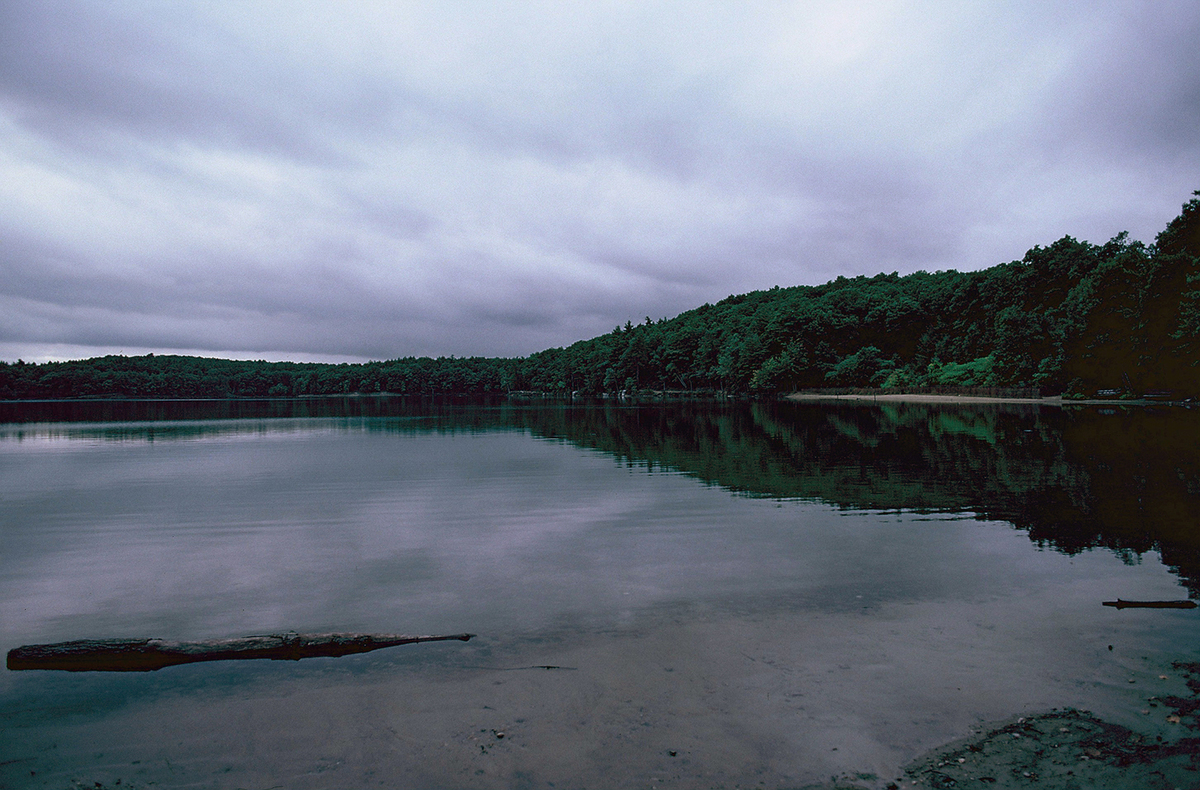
[1,6,302,159]
[1,1,1198,362]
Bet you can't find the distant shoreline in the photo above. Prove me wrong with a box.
[785,392,1188,406]
[787,392,1060,405]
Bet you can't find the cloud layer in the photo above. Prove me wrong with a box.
[2,1,1198,362]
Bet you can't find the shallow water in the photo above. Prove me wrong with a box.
[2,398,1198,788]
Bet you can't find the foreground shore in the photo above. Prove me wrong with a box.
[11,615,1198,790]
[895,703,1200,790]
[805,664,1200,790]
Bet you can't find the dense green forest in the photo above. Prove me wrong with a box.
[3,191,1198,401]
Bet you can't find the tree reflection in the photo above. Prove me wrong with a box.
[5,396,1198,594]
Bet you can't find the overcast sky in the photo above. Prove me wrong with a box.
[1,2,1198,363]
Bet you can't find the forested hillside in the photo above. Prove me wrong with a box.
[3,192,1198,400]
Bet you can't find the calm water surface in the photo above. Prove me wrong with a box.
[2,398,1198,788]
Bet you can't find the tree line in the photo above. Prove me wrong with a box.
[2,191,1198,401]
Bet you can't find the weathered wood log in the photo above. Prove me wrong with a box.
[1102,599,1197,610]
[6,632,474,672]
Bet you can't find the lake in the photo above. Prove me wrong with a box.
[2,397,1198,788]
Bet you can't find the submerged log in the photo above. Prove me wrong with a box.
[6,632,475,672]
[1102,599,1198,610]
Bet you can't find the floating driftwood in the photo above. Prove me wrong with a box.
[6,632,474,672]
[1102,599,1198,610]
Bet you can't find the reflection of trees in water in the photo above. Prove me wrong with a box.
[5,397,1199,595]
[512,401,1200,596]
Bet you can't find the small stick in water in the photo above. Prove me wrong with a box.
[1102,599,1197,610]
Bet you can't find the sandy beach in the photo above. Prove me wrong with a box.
[788,392,1063,405]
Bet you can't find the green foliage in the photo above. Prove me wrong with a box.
[3,191,1199,400]
[1156,190,1200,258]
[926,355,995,387]
[825,346,894,387]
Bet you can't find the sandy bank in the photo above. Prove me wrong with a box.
[787,391,1194,407]
[783,392,1193,407]
[787,392,1065,405]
